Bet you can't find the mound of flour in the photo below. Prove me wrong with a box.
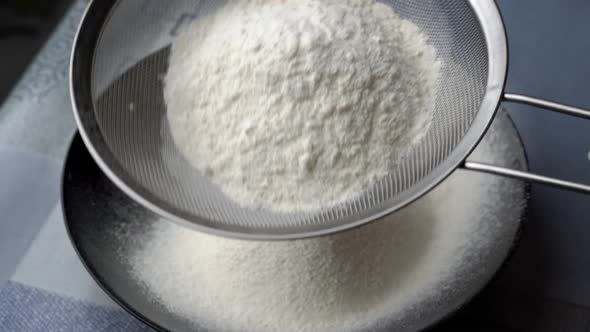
[128,111,526,332]
[164,0,440,211]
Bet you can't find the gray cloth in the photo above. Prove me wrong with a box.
[0,1,151,330]
[0,281,149,332]
[0,1,83,286]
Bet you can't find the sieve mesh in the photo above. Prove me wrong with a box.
[72,0,507,238]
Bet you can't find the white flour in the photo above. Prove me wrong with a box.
[164,0,440,211]
[128,111,526,332]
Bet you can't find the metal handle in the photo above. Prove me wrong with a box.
[464,161,590,194]
[463,93,590,194]
[504,93,590,119]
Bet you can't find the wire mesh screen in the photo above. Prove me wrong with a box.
[85,0,493,237]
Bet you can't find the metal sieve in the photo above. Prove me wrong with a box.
[71,0,590,240]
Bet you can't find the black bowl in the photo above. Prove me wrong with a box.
[63,111,529,331]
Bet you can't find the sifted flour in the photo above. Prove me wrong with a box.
[127,111,526,332]
[164,0,440,211]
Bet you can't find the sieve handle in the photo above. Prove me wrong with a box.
[503,93,590,119]
[462,92,590,193]
[463,161,590,194]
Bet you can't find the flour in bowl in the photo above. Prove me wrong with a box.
[127,111,526,332]
[164,0,440,211]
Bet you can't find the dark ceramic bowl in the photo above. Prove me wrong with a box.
[62,112,529,332]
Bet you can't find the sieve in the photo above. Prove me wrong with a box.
[70,0,590,240]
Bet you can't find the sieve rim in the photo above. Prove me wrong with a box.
[70,0,509,240]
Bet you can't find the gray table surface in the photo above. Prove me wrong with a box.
[0,0,589,331]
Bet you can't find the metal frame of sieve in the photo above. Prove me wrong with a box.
[71,0,590,240]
